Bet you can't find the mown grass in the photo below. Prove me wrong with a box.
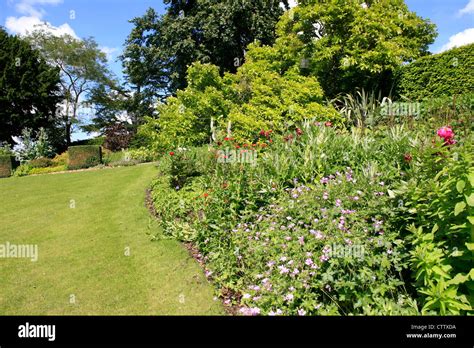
[0,163,223,315]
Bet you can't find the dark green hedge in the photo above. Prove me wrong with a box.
[395,43,474,100]
[68,145,102,170]
[0,155,12,178]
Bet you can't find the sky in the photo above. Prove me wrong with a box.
[0,0,473,139]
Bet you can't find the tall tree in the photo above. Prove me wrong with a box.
[27,30,115,145]
[276,0,437,97]
[121,0,290,115]
[0,27,61,146]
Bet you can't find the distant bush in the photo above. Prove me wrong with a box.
[0,155,12,178]
[104,123,133,151]
[68,145,102,170]
[28,157,53,168]
[13,164,32,177]
[29,165,66,175]
[128,147,158,163]
[70,137,105,146]
[51,152,68,166]
[395,44,474,100]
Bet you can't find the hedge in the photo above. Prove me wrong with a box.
[0,155,12,178]
[395,43,474,100]
[67,145,102,170]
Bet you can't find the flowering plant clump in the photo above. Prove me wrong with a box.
[437,126,456,145]
[151,121,473,316]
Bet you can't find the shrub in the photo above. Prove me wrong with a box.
[392,134,474,314]
[28,157,53,168]
[0,155,12,178]
[0,142,13,156]
[29,165,66,175]
[395,44,474,100]
[104,123,133,151]
[67,145,102,170]
[51,152,69,166]
[128,147,158,162]
[13,164,32,177]
[14,128,54,163]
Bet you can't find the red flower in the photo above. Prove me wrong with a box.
[203,193,209,198]
[325,121,332,127]
[236,145,241,149]
[252,143,256,147]
[296,128,303,136]
[169,152,175,156]
[259,129,266,136]
[404,153,412,162]
[224,137,230,141]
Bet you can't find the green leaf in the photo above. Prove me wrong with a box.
[454,201,466,216]
[468,216,474,225]
[448,273,470,285]
[465,193,474,207]
[468,172,474,186]
[387,189,396,198]
[465,243,474,251]
[456,180,466,193]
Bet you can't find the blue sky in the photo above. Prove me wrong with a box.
[1,0,473,139]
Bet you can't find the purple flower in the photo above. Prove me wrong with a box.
[243,293,251,299]
[320,177,329,184]
[284,293,294,302]
[335,199,342,207]
[323,192,329,200]
[305,258,314,266]
[297,309,307,316]
[298,236,305,245]
[278,265,290,274]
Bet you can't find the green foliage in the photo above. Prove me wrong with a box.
[14,128,54,163]
[128,147,158,163]
[27,30,115,145]
[67,145,102,170]
[0,142,13,156]
[395,44,474,100]
[138,56,340,150]
[392,137,474,314]
[122,0,289,105]
[29,165,67,175]
[13,164,32,177]
[0,28,61,145]
[274,0,437,97]
[51,152,69,166]
[71,137,105,146]
[0,155,12,178]
[28,157,53,168]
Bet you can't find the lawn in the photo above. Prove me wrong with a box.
[0,163,223,315]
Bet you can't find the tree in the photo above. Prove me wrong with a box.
[121,0,290,115]
[0,27,61,146]
[276,0,437,97]
[27,30,115,145]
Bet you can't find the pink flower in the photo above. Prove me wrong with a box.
[437,126,454,140]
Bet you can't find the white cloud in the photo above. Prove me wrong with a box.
[5,16,78,38]
[459,0,474,15]
[5,0,78,39]
[14,0,63,19]
[100,46,120,61]
[439,28,474,52]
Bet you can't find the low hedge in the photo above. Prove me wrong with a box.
[68,145,102,170]
[0,155,12,178]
